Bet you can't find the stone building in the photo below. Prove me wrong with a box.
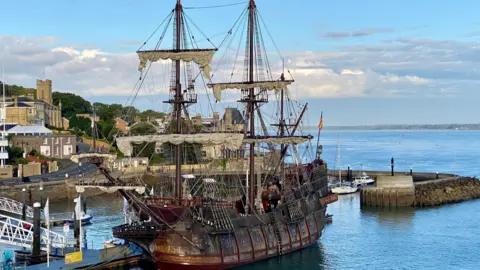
[35,79,62,128]
[11,134,77,159]
[4,79,63,128]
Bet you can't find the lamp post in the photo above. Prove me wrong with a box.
[39,186,44,208]
[391,157,395,176]
[21,188,26,221]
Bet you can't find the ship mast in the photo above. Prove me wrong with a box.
[174,0,182,201]
[247,0,256,214]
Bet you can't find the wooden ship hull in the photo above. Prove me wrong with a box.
[113,165,330,269]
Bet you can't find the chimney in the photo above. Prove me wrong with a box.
[225,108,232,128]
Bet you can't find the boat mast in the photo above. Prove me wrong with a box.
[92,106,96,152]
[247,0,256,214]
[280,66,285,179]
[174,0,183,201]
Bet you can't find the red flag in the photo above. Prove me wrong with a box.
[318,112,323,130]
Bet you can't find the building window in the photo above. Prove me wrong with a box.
[28,109,33,114]
[55,138,59,144]
[66,137,70,144]
[55,146,59,156]
[43,138,48,145]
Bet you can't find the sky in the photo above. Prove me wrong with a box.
[1,0,480,126]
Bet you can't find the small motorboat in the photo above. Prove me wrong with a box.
[352,172,375,187]
[63,212,93,225]
[103,238,125,249]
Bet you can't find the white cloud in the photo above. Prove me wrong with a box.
[0,34,475,106]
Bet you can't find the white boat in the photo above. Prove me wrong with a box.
[331,136,358,195]
[103,238,125,249]
[352,172,375,187]
[332,185,358,194]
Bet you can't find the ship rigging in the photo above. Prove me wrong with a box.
[71,1,331,269]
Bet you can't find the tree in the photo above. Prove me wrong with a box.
[69,116,92,133]
[129,122,158,158]
[6,146,25,165]
[140,110,166,120]
[52,92,92,118]
[121,106,139,123]
[1,81,36,97]
[129,122,157,135]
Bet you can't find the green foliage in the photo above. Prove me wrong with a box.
[97,121,119,141]
[133,142,156,158]
[139,110,166,120]
[52,92,92,118]
[150,154,165,164]
[109,146,125,158]
[16,158,28,165]
[129,122,157,135]
[69,116,92,132]
[220,158,227,171]
[0,81,36,97]
[29,149,38,156]
[162,142,202,164]
[6,146,25,165]
[122,106,139,123]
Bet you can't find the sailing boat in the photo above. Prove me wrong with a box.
[331,136,357,195]
[70,1,332,269]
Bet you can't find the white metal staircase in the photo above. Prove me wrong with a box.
[0,197,34,218]
[0,213,67,250]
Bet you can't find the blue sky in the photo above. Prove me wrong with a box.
[1,0,480,125]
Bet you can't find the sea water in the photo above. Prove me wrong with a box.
[1,130,479,269]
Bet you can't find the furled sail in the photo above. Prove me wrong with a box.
[243,135,312,145]
[70,153,117,163]
[76,185,146,194]
[207,80,294,101]
[116,133,244,156]
[137,49,217,79]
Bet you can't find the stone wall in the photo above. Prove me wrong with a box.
[0,166,13,180]
[19,163,41,177]
[414,177,480,207]
[0,176,106,203]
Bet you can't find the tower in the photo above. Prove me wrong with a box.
[36,79,52,104]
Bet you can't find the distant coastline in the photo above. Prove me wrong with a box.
[305,124,480,130]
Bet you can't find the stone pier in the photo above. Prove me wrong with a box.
[360,175,415,207]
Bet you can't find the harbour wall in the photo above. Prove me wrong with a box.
[414,177,480,207]
[359,171,480,207]
[0,177,105,203]
[328,169,455,182]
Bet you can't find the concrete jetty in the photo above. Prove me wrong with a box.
[360,175,415,207]
[357,171,479,208]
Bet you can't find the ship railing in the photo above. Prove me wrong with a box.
[112,222,165,237]
[76,181,146,187]
[145,197,235,208]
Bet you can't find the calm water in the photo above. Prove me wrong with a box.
[1,130,479,269]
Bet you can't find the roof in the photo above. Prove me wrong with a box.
[114,117,128,123]
[223,108,246,124]
[0,124,19,131]
[8,125,53,135]
[5,96,34,103]
[7,102,33,108]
